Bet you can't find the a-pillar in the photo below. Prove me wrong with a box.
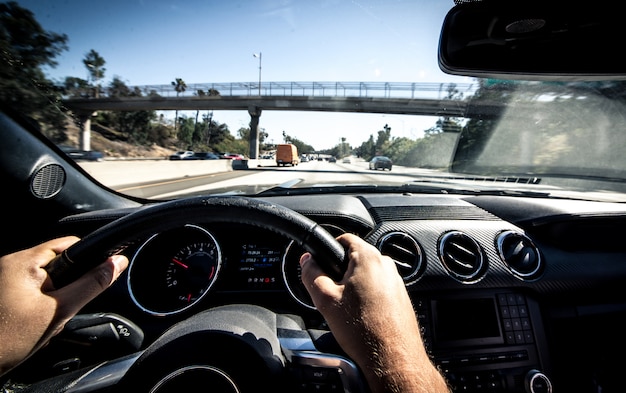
[248,105,262,159]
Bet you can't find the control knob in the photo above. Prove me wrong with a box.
[525,369,552,393]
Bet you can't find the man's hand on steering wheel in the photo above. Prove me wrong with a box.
[0,236,128,376]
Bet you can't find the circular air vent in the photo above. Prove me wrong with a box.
[377,232,425,285]
[438,231,486,283]
[496,231,542,280]
[30,163,66,199]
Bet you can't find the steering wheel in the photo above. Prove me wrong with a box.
[44,196,350,392]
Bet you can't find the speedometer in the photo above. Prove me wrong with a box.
[128,224,222,316]
[282,224,345,310]
[282,241,316,310]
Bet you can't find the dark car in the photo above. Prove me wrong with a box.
[369,156,392,170]
[58,145,104,162]
[190,152,220,160]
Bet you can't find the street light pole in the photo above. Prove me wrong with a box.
[253,52,262,95]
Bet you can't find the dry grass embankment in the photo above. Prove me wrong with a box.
[66,121,177,159]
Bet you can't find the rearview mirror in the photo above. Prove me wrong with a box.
[438,1,626,81]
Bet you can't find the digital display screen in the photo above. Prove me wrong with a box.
[432,298,503,346]
[237,243,283,289]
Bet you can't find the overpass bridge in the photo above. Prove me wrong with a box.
[93,81,479,100]
[64,81,489,159]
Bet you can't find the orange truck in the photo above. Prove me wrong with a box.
[275,144,300,166]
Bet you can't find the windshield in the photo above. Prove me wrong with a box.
[5,0,626,202]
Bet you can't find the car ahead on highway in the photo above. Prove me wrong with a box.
[220,152,245,160]
[369,156,392,171]
[58,145,104,162]
[275,144,300,166]
[3,1,626,392]
[168,150,194,160]
[190,152,220,160]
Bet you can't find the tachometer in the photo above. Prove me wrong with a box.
[128,225,222,316]
[165,242,219,304]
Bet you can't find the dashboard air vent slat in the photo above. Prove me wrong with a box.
[438,231,486,283]
[496,231,543,280]
[377,232,425,285]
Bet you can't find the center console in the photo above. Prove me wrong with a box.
[415,291,552,392]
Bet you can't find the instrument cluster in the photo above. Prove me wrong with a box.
[126,222,342,316]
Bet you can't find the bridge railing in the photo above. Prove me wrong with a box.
[71,81,478,100]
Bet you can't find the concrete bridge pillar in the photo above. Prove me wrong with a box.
[248,106,262,159]
[76,111,95,151]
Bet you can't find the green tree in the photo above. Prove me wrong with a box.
[375,124,392,155]
[62,76,90,98]
[175,113,233,152]
[0,1,69,140]
[339,137,349,157]
[196,88,220,97]
[386,137,417,165]
[212,132,237,154]
[83,49,105,97]
[176,115,195,149]
[425,117,463,135]
[95,76,158,144]
[357,135,376,161]
[426,83,465,136]
[450,79,510,171]
[237,127,269,148]
[327,137,352,158]
[107,76,133,96]
[197,113,230,151]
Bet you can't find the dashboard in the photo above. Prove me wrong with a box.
[22,192,626,392]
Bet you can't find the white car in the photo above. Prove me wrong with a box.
[168,150,194,160]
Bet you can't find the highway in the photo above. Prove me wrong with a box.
[80,158,443,199]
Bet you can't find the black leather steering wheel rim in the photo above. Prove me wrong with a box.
[45,195,347,288]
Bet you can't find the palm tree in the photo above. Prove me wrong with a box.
[172,78,187,95]
[171,78,187,131]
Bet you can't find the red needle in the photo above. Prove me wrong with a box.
[172,258,188,269]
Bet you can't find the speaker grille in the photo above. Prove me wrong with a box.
[31,163,66,199]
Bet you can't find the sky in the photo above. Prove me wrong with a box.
[18,0,469,150]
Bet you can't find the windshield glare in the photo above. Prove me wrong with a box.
[452,82,626,194]
[6,1,626,202]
